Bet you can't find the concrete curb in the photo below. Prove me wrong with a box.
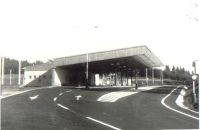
[175,86,199,114]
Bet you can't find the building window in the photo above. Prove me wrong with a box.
[38,79,41,83]
[34,75,36,79]
[65,76,68,81]
[29,76,32,79]
[43,75,46,79]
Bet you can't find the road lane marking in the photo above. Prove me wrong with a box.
[59,93,63,96]
[29,95,39,100]
[176,86,199,114]
[86,117,121,130]
[57,104,70,110]
[98,86,162,102]
[66,90,72,92]
[54,97,57,101]
[57,103,121,130]
[161,86,199,120]
[75,95,82,100]
[97,92,138,102]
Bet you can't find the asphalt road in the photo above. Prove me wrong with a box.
[1,85,199,130]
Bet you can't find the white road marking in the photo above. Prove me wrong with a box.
[98,92,138,102]
[57,104,70,110]
[54,97,57,101]
[161,86,199,120]
[175,86,199,114]
[75,95,82,100]
[66,90,72,92]
[86,117,121,130]
[59,93,63,96]
[98,86,162,102]
[57,103,121,130]
[29,95,39,100]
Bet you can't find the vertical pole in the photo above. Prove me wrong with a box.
[160,69,163,85]
[131,68,133,86]
[115,62,117,86]
[152,68,154,85]
[135,69,137,89]
[10,70,12,85]
[2,56,4,85]
[0,56,2,96]
[86,53,88,87]
[193,80,197,103]
[18,60,21,85]
[126,69,128,86]
[146,68,148,86]
[121,64,123,86]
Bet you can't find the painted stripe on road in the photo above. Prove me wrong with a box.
[86,117,121,130]
[57,104,70,110]
[57,103,121,130]
[98,92,138,102]
[161,86,199,120]
[59,93,63,96]
[97,86,162,102]
[54,97,57,101]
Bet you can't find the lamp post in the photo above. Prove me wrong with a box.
[192,75,197,103]
[18,60,21,85]
[86,52,89,89]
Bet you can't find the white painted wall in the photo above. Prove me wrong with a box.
[53,68,69,86]
[24,70,51,86]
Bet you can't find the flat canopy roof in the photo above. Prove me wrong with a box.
[25,45,164,71]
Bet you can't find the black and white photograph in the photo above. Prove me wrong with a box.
[0,0,199,129]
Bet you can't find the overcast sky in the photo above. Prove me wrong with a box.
[0,0,199,72]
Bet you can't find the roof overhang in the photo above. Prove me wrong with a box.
[24,45,164,71]
[54,45,164,68]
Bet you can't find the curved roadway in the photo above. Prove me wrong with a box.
[1,85,199,130]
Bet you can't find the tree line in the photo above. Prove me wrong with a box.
[2,57,194,82]
[139,65,193,82]
[2,57,44,74]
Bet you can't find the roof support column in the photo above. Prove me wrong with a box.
[152,68,154,85]
[135,69,138,89]
[121,64,123,86]
[131,68,133,86]
[115,62,117,86]
[146,68,148,86]
[160,69,163,85]
[126,69,128,86]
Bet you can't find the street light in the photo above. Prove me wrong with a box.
[192,74,197,103]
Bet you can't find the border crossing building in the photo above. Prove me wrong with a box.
[23,45,164,87]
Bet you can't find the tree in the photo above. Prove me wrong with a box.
[172,66,176,73]
[165,65,170,72]
[3,57,44,74]
[176,67,180,74]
